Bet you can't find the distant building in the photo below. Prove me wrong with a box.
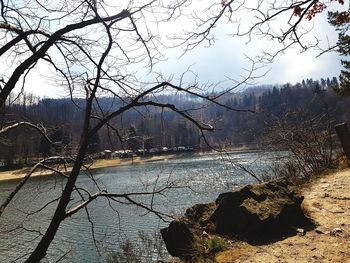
[103,150,112,159]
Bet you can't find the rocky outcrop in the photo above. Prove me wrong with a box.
[160,220,196,260]
[210,181,310,240]
[161,180,314,259]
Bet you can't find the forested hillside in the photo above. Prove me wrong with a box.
[1,77,349,167]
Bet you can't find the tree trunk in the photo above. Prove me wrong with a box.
[335,123,350,165]
[25,141,88,262]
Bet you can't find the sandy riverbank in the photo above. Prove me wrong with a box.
[0,155,176,182]
[216,168,350,262]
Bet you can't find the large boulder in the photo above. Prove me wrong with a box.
[209,181,311,241]
[161,180,313,259]
[160,220,197,259]
[184,203,215,227]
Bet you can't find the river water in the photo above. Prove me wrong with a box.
[0,151,277,262]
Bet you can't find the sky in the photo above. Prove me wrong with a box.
[151,3,344,91]
[4,1,346,98]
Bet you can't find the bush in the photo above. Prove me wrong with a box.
[205,236,228,255]
[261,109,337,182]
[105,231,168,263]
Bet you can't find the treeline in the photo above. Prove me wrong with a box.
[1,77,350,166]
[206,76,350,147]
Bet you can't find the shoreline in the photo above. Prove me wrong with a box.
[0,155,176,183]
[0,147,258,183]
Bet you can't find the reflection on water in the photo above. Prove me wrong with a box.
[0,151,276,262]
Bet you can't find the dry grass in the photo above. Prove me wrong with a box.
[216,243,254,262]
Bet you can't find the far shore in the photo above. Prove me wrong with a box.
[0,155,176,183]
[0,147,259,183]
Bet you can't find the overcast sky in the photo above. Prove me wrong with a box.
[10,1,345,98]
[151,6,343,91]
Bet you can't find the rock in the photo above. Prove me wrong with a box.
[315,227,328,234]
[202,230,210,238]
[296,228,306,236]
[160,220,196,259]
[323,193,330,198]
[330,228,343,236]
[184,203,215,226]
[161,180,314,259]
[209,181,311,241]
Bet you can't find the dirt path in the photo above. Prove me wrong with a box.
[217,169,350,263]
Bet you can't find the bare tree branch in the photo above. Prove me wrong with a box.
[0,121,58,146]
[0,156,68,217]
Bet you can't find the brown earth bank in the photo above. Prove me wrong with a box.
[217,168,350,263]
[0,155,176,182]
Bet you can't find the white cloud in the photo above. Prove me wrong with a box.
[9,61,66,98]
[266,49,341,85]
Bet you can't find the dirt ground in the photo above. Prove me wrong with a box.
[217,168,350,263]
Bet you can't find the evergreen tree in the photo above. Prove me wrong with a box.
[329,11,350,96]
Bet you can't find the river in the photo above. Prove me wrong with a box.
[0,151,277,262]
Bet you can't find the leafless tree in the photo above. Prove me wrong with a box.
[0,1,266,262]
[180,0,348,61]
[3,0,342,261]
[261,108,335,181]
